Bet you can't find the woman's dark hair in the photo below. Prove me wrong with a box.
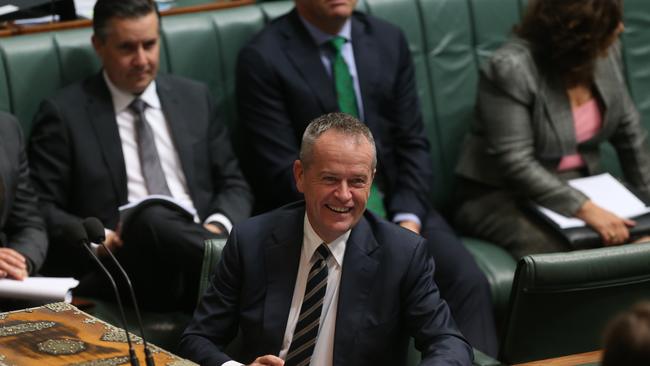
[602,301,650,366]
[515,0,622,86]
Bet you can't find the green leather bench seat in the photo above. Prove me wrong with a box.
[2,0,650,361]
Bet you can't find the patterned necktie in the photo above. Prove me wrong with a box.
[285,244,331,366]
[128,98,171,196]
[329,36,386,218]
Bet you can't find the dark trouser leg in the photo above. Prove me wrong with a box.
[77,204,219,312]
[421,210,499,357]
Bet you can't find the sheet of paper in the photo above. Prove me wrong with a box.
[0,277,79,303]
[537,173,650,229]
[0,5,18,16]
[73,0,95,19]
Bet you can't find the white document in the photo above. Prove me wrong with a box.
[73,0,95,19]
[537,173,650,229]
[0,5,18,16]
[0,277,79,303]
[119,194,199,225]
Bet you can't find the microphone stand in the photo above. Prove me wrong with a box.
[84,218,155,366]
[80,243,140,366]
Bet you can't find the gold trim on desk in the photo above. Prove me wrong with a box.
[0,302,197,366]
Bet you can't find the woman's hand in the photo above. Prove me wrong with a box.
[575,200,635,245]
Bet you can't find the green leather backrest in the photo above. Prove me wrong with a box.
[500,243,650,364]
[0,34,63,134]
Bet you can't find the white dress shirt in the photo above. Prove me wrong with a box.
[103,73,232,233]
[224,215,348,366]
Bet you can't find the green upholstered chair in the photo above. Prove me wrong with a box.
[499,243,650,365]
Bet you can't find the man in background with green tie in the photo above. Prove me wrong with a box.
[235,0,497,356]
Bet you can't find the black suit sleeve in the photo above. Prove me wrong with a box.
[180,227,243,365]
[202,83,254,225]
[28,100,85,248]
[1,114,48,274]
[403,239,473,365]
[380,30,433,222]
[236,45,304,209]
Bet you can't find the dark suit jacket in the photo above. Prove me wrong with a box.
[0,112,47,274]
[456,38,650,216]
[28,73,252,273]
[180,202,472,366]
[237,10,433,219]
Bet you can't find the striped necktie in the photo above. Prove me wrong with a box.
[329,36,386,218]
[285,244,331,366]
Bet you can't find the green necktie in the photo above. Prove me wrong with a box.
[330,36,386,218]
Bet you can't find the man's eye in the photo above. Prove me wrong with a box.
[350,179,366,187]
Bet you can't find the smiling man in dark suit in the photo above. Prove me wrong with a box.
[28,0,252,311]
[236,0,496,355]
[181,113,472,366]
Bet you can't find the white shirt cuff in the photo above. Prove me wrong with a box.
[204,213,233,234]
[221,361,244,366]
[392,213,421,228]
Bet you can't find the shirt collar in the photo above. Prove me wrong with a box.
[303,214,347,267]
[299,15,352,47]
[103,71,161,114]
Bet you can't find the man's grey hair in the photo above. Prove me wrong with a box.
[299,112,377,169]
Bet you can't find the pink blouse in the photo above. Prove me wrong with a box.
[557,99,602,171]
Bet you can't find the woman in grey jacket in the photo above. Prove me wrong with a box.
[454,0,650,258]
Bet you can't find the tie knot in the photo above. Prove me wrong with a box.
[315,244,331,261]
[329,36,347,53]
[129,98,146,114]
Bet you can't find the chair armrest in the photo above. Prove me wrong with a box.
[199,238,228,302]
[462,237,517,320]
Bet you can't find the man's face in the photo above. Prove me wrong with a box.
[296,0,357,26]
[92,12,159,94]
[294,130,374,243]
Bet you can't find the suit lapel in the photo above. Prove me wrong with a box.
[156,76,196,194]
[85,74,128,204]
[540,75,576,157]
[283,10,338,114]
[262,208,304,352]
[333,216,379,365]
[593,56,618,136]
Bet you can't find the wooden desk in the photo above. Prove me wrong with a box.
[0,0,254,37]
[514,350,602,366]
[0,302,196,365]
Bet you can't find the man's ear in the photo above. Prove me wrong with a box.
[293,160,305,194]
[91,34,103,55]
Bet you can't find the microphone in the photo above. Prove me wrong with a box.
[63,221,140,366]
[83,217,156,366]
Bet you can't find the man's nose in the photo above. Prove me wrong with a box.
[133,46,147,66]
[335,182,352,201]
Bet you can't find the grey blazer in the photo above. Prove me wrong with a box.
[0,112,47,273]
[456,38,650,216]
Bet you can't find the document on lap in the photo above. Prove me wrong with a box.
[118,194,199,232]
[537,173,650,229]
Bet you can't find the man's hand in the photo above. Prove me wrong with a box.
[98,229,124,257]
[576,200,635,246]
[248,355,284,366]
[0,248,28,280]
[204,223,224,235]
[399,220,421,235]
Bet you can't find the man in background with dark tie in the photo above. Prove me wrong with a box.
[28,0,252,311]
[181,113,473,366]
[236,0,496,355]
